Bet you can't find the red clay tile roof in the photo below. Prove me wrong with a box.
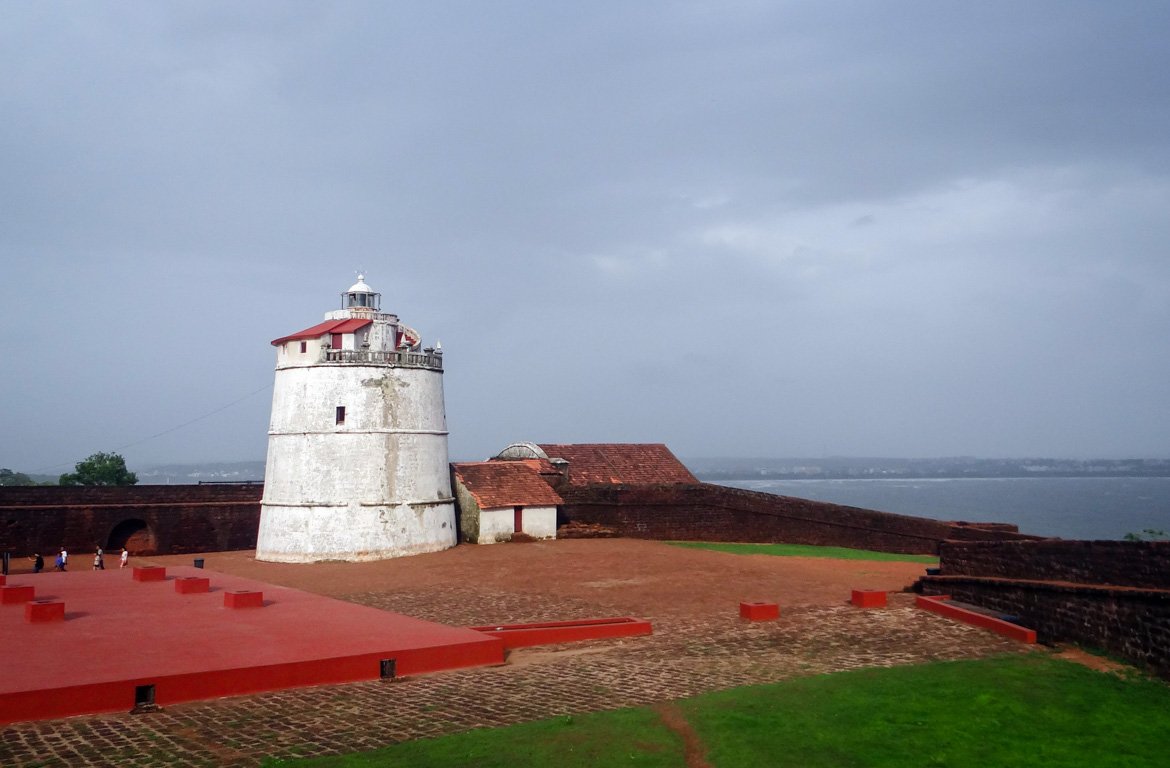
[271,318,372,346]
[452,461,564,509]
[536,444,698,486]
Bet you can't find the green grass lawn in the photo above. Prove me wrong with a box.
[668,540,939,563]
[264,655,1170,767]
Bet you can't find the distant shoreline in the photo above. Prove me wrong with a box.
[697,472,1170,481]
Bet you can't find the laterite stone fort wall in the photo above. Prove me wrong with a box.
[0,485,262,556]
[936,539,1170,590]
[557,483,1035,555]
[922,540,1170,678]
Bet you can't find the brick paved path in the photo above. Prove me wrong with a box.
[0,589,1031,768]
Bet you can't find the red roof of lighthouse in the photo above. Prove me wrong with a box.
[271,318,372,346]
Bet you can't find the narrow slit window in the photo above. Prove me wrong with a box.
[336,406,346,425]
[300,341,307,353]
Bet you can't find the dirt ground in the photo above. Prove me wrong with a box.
[4,539,1044,768]
[141,538,933,617]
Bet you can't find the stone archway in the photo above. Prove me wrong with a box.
[107,519,157,555]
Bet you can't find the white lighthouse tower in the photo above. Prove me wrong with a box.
[256,274,456,562]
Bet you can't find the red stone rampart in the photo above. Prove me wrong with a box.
[0,485,262,557]
[937,539,1170,590]
[921,539,1170,678]
[557,483,1035,554]
[1,481,1034,560]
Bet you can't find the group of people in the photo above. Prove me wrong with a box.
[29,547,129,573]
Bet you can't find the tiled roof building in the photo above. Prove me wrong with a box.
[449,460,562,544]
[450,461,564,509]
[536,443,698,487]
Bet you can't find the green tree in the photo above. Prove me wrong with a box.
[0,468,36,486]
[59,452,138,486]
[1124,528,1168,542]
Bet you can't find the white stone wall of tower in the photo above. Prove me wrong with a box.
[256,361,456,562]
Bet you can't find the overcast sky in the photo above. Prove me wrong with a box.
[3,2,1169,474]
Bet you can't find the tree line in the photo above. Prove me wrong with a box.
[0,452,138,487]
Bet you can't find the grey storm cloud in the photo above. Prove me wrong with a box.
[2,1,1169,473]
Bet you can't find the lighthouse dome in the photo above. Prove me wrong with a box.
[348,274,374,293]
[342,273,380,311]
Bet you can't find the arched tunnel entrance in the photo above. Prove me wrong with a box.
[107,519,158,555]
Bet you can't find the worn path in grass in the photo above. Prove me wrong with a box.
[0,539,1028,767]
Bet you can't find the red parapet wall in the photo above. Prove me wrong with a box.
[739,601,780,621]
[469,617,652,649]
[915,595,1036,644]
[851,590,888,608]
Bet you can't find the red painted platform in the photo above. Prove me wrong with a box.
[469,617,653,649]
[916,594,1037,644]
[0,568,505,724]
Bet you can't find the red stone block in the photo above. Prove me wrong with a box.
[132,566,167,582]
[851,590,888,608]
[739,601,780,621]
[1,585,35,604]
[25,600,65,623]
[224,590,264,609]
[0,574,6,586]
[175,577,210,594]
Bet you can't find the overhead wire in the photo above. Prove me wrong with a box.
[34,383,273,474]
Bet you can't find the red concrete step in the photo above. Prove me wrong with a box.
[469,617,652,649]
[916,595,1037,643]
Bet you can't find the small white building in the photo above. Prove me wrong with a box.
[451,461,563,544]
[256,275,456,562]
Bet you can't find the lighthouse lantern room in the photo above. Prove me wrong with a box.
[256,274,455,562]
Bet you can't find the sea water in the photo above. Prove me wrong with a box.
[716,477,1170,540]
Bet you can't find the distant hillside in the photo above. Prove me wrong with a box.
[134,461,266,485]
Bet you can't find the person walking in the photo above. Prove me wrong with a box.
[29,553,44,573]
[120,548,129,569]
[54,552,65,571]
[60,547,68,569]
[93,549,104,570]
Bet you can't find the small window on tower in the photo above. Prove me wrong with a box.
[336,406,346,425]
[300,341,307,354]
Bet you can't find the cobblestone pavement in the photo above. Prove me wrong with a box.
[0,589,1033,768]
